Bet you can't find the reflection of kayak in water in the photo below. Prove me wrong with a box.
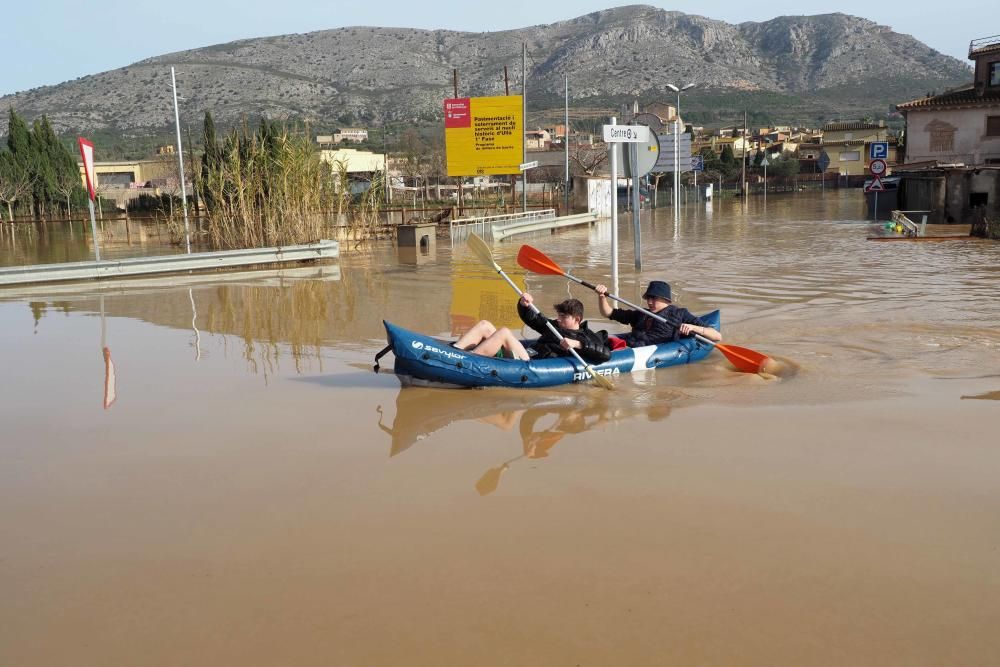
[376,385,677,495]
[382,310,720,388]
[376,388,586,456]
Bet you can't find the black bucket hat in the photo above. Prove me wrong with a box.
[642,280,672,302]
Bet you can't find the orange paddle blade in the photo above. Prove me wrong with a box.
[517,245,566,276]
[715,343,771,374]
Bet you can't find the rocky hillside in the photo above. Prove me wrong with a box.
[0,5,971,136]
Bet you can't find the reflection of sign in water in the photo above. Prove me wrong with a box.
[445,96,523,177]
[103,347,117,409]
[450,258,526,335]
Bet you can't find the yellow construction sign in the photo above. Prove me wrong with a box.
[444,95,523,177]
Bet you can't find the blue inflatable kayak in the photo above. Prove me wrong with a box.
[383,310,720,388]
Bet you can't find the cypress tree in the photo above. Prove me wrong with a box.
[201,111,220,209]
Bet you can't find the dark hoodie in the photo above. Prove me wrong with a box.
[517,301,612,364]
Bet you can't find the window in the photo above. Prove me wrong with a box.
[840,151,860,161]
[927,119,957,152]
[987,116,1000,137]
[991,62,1000,87]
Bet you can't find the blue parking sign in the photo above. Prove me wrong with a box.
[691,155,704,172]
[869,142,888,160]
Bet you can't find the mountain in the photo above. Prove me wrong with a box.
[0,5,971,137]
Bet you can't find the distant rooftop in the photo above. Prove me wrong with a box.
[822,120,885,131]
[897,84,1000,110]
[969,34,1000,57]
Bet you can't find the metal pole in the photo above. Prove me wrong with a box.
[564,75,569,214]
[87,199,101,262]
[631,141,641,270]
[522,42,527,213]
[674,91,680,225]
[742,110,748,204]
[383,123,389,209]
[609,117,619,295]
[171,67,191,254]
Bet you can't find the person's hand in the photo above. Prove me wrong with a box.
[679,323,699,336]
[595,284,608,297]
[560,338,581,350]
[520,292,534,307]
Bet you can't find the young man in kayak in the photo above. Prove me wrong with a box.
[453,292,611,363]
[594,280,721,347]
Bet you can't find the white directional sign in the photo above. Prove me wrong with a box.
[869,158,887,176]
[869,142,889,160]
[603,125,650,143]
[519,160,539,171]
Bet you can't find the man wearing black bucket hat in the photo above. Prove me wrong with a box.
[593,280,721,348]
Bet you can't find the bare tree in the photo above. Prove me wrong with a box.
[0,156,33,222]
[569,144,609,176]
[52,168,80,219]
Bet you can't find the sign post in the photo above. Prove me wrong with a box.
[818,151,830,194]
[607,119,619,293]
[760,157,769,197]
[691,155,703,199]
[603,123,652,286]
[865,157,887,220]
[77,137,101,262]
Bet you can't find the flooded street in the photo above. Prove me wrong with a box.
[2,191,999,666]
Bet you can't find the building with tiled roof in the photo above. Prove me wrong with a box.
[896,35,1000,166]
[818,120,897,177]
[892,35,1000,227]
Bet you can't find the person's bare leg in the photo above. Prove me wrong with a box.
[454,320,496,350]
[474,327,530,361]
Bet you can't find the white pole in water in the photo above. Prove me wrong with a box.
[609,116,619,295]
[171,67,191,254]
[666,83,694,225]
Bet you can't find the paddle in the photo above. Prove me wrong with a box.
[466,233,614,390]
[516,244,772,374]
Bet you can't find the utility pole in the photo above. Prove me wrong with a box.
[522,42,527,213]
[741,110,748,204]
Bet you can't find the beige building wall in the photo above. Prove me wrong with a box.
[903,107,1000,165]
[319,149,386,173]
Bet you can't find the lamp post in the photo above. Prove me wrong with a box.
[665,83,694,224]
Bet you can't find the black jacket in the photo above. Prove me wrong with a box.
[517,301,612,364]
[609,304,707,347]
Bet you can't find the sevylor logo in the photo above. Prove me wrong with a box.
[412,339,465,361]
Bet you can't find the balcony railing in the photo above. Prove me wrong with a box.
[969,35,1000,56]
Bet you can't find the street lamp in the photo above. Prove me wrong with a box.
[666,83,694,223]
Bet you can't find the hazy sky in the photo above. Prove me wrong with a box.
[3,0,995,96]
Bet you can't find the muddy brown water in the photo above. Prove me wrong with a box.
[2,191,999,666]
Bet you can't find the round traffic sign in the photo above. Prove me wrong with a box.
[869,158,887,176]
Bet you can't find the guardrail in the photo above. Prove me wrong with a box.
[0,240,339,287]
[450,209,556,242]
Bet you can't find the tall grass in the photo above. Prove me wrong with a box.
[199,118,336,249]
